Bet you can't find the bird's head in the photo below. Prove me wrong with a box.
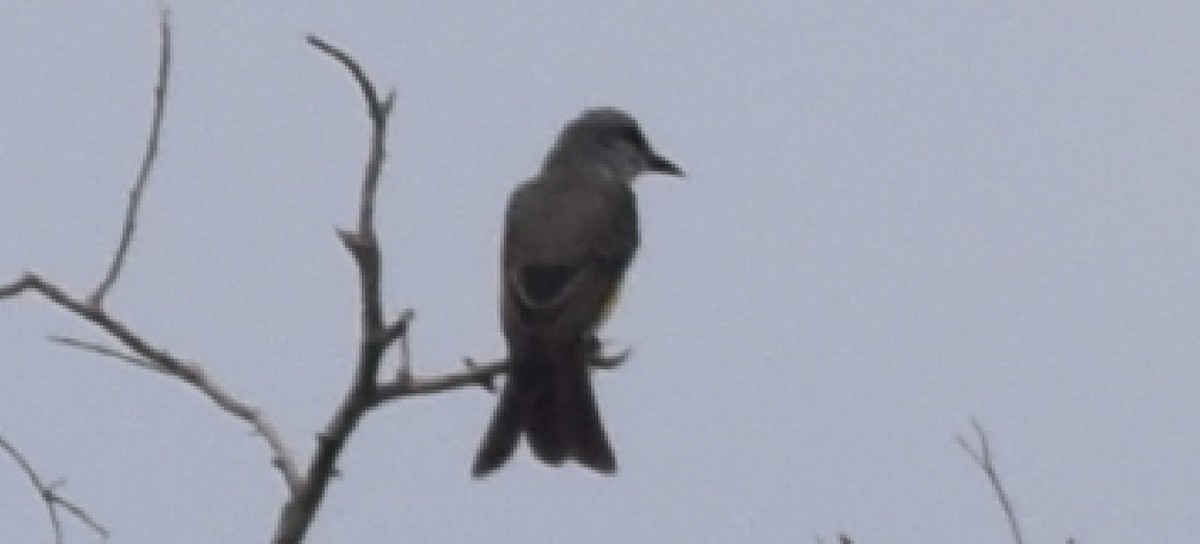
[545,107,684,182]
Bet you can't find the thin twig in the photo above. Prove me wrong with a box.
[385,309,416,382]
[0,4,306,536]
[374,357,508,404]
[0,6,301,494]
[1,274,302,492]
[371,350,630,406]
[0,434,110,542]
[395,315,413,382]
[89,5,172,307]
[279,33,638,543]
[274,35,399,544]
[956,418,1025,544]
[304,34,394,237]
[48,335,162,371]
[1,435,64,542]
[382,309,415,348]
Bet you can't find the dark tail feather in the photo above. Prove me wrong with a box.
[472,379,525,477]
[472,345,616,477]
[558,356,616,473]
[525,377,570,466]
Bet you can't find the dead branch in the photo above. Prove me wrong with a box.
[7,13,635,543]
[0,434,109,542]
[372,349,630,405]
[0,6,301,496]
[1,274,302,491]
[48,335,162,371]
[271,35,400,544]
[89,4,172,308]
[957,418,1025,544]
[274,35,636,543]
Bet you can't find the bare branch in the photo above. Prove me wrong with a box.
[280,33,639,543]
[376,357,507,403]
[393,312,414,381]
[0,273,35,299]
[305,34,392,237]
[48,335,162,371]
[0,434,110,542]
[1,274,302,492]
[372,349,630,406]
[383,309,415,348]
[89,5,172,307]
[1,435,65,542]
[274,35,399,544]
[1,8,302,496]
[461,357,499,392]
[957,418,1025,544]
[385,309,416,383]
[4,6,320,540]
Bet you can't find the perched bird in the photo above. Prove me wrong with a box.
[472,108,683,477]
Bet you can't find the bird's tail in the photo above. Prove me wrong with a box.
[472,342,616,477]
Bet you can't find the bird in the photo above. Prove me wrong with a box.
[472,108,683,477]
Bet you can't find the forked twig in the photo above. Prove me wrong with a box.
[273,35,401,544]
[277,34,638,543]
[0,5,301,495]
[2,274,302,490]
[0,434,110,542]
[957,418,1025,544]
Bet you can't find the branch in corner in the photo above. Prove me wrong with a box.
[0,434,109,543]
[0,2,302,503]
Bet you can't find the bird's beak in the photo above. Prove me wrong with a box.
[649,153,685,177]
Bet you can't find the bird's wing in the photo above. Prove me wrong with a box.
[502,177,638,342]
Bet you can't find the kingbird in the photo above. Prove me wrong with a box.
[472,108,683,477]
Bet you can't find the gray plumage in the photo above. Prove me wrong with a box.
[472,108,682,477]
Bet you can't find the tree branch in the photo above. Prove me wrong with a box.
[1,274,302,492]
[956,418,1025,544]
[0,6,302,500]
[273,35,400,544]
[48,335,163,371]
[304,34,395,238]
[278,35,643,543]
[89,4,172,308]
[0,434,109,542]
[372,349,631,405]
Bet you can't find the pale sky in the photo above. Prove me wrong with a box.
[3,2,1199,543]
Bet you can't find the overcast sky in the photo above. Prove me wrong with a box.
[3,2,1199,543]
